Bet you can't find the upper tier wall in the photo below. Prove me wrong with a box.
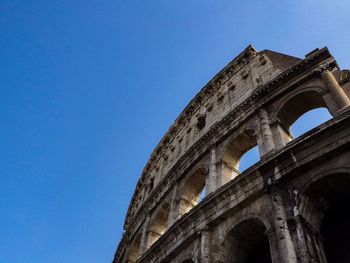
[125,46,301,227]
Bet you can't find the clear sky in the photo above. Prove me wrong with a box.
[1,1,349,262]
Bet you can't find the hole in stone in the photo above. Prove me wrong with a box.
[246,237,272,263]
[239,145,259,172]
[199,187,206,202]
[290,108,332,139]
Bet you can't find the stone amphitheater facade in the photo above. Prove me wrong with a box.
[113,46,350,263]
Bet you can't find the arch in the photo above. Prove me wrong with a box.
[146,202,170,249]
[298,167,350,200]
[239,146,260,172]
[277,90,328,129]
[221,217,272,263]
[290,108,332,139]
[127,233,142,263]
[298,169,350,229]
[221,214,272,246]
[272,89,332,147]
[298,172,350,263]
[221,130,258,183]
[272,84,326,121]
[178,167,206,217]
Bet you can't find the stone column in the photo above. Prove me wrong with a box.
[258,108,276,156]
[168,185,180,226]
[266,229,281,263]
[321,69,350,112]
[207,145,217,194]
[270,186,297,263]
[200,227,211,263]
[293,214,309,263]
[138,215,151,255]
[270,120,293,150]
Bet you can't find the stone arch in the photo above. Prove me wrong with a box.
[298,171,350,263]
[298,167,350,202]
[221,217,272,263]
[127,232,142,263]
[220,129,259,184]
[220,213,272,245]
[146,201,170,249]
[277,89,328,128]
[178,167,207,217]
[272,88,332,148]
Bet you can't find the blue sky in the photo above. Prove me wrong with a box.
[1,1,349,262]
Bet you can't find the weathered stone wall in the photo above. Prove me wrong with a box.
[113,46,350,263]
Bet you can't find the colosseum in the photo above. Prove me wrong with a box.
[113,46,350,263]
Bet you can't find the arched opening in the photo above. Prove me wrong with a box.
[222,218,272,263]
[146,202,170,248]
[182,260,194,263]
[290,108,332,139]
[127,233,142,263]
[199,187,206,202]
[277,90,332,145]
[301,174,350,263]
[222,131,258,183]
[245,237,271,263]
[179,168,206,217]
[321,193,350,263]
[239,146,260,172]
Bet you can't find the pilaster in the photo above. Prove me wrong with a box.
[207,145,217,194]
[200,226,211,263]
[138,215,151,256]
[258,108,276,156]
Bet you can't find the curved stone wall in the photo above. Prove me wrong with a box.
[113,46,350,263]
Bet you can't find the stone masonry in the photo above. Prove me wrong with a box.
[113,46,350,263]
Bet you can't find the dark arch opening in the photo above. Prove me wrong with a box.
[319,175,350,263]
[302,174,350,263]
[321,193,350,263]
[246,237,271,263]
[223,218,272,263]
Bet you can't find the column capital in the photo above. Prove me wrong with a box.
[313,61,337,74]
[200,224,211,233]
[208,141,217,149]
